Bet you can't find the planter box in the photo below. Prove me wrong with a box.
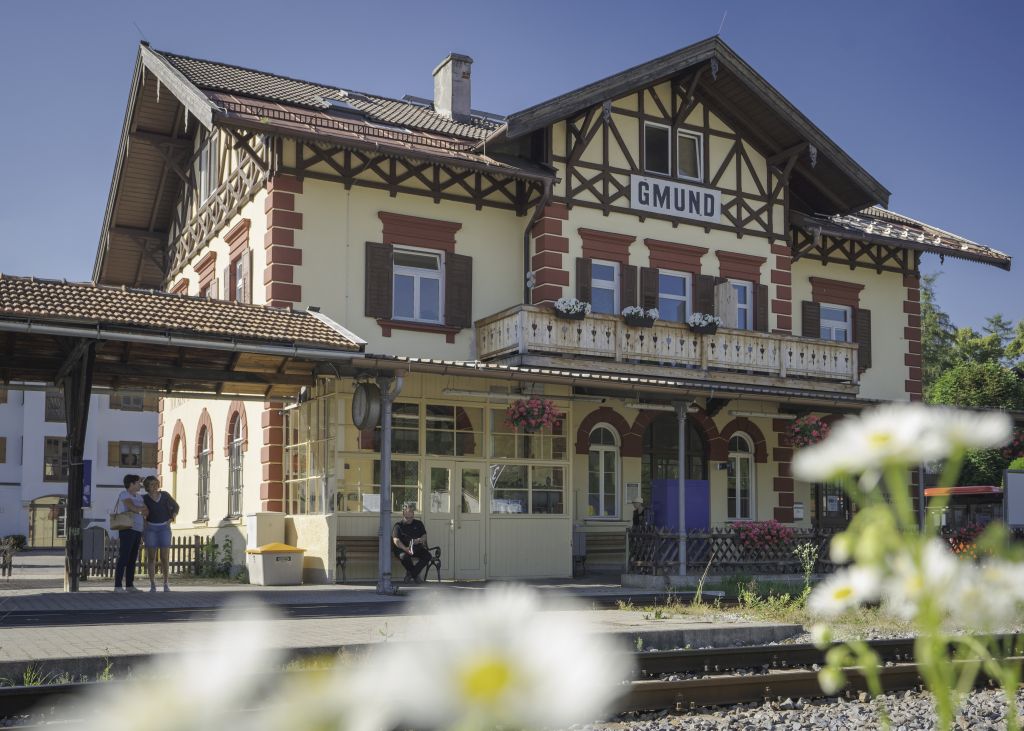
[623,314,656,328]
[554,310,587,321]
[688,323,718,335]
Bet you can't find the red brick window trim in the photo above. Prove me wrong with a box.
[716,251,767,282]
[579,228,636,266]
[169,279,189,295]
[194,251,218,294]
[223,401,249,456]
[379,211,461,252]
[809,277,864,308]
[645,239,707,274]
[225,218,251,258]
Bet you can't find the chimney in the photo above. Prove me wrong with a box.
[432,53,473,121]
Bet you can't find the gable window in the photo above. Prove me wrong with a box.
[227,414,243,518]
[591,260,619,315]
[820,304,852,342]
[43,437,69,482]
[676,131,703,181]
[727,434,755,520]
[393,249,443,324]
[657,271,691,322]
[198,136,219,202]
[643,122,671,176]
[197,427,210,522]
[587,426,620,518]
[731,280,752,330]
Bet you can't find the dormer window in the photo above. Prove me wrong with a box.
[644,122,704,183]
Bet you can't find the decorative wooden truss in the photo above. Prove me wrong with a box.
[791,226,921,276]
[552,66,803,243]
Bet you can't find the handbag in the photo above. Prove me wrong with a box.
[110,494,133,531]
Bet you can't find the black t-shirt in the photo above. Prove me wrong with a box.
[393,518,426,549]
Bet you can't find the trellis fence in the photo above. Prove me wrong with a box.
[627,525,841,576]
[81,535,217,579]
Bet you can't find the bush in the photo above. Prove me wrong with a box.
[959,449,1007,486]
[1008,457,1024,471]
[732,520,794,552]
[2,535,27,550]
[927,361,1024,410]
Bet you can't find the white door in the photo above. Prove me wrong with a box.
[424,462,486,580]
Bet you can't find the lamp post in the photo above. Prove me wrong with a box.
[376,375,403,595]
[674,400,692,577]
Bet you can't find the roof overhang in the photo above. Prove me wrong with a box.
[504,37,890,215]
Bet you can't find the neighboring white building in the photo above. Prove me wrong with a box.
[0,388,158,547]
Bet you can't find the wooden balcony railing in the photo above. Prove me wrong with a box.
[475,305,858,384]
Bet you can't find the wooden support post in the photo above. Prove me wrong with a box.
[61,340,96,592]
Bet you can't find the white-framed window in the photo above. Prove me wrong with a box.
[643,122,671,176]
[233,257,246,303]
[119,442,143,468]
[197,427,210,522]
[820,304,852,342]
[727,434,755,520]
[392,248,443,323]
[587,426,620,518]
[657,270,691,322]
[730,280,753,330]
[227,414,243,518]
[591,259,619,315]
[198,136,219,201]
[676,130,703,181]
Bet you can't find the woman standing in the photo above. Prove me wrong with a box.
[113,474,147,592]
[142,476,179,592]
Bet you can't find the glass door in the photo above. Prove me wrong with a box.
[454,464,485,580]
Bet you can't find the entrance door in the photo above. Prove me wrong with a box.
[816,482,850,529]
[424,462,486,580]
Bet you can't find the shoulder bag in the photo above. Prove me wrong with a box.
[110,493,134,531]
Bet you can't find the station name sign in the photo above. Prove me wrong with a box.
[630,175,721,224]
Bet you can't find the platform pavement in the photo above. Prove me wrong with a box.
[0,551,803,679]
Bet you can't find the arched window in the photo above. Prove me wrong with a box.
[588,425,620,518]
[728,434,754,520]
[197,426,211,521]
[227,414,244,518]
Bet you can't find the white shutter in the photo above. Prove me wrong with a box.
[714,282,737,328]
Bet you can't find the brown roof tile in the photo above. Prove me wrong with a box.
[0,276,363,351]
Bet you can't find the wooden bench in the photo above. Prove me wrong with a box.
[335,536,442,583]
[584,531,628,572]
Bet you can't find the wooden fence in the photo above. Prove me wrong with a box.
[627,525,841,576]
[81,535,217,579]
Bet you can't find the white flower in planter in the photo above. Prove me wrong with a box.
[553,297,591,315]
[621,306,660,320]
[687,312,722,327]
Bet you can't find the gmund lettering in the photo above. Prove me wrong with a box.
[630,174,722,223]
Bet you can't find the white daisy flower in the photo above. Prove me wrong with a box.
[794,403,949,482]
[948,559,1024,630]
[808,566,881,617]
[344,586,632,730]
[930,408,1012,451]
[883,540,962,620]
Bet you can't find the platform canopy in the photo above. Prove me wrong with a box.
[0,275,366,591]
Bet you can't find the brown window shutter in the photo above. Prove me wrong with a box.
[222,265,232,301]
[108,442,120,467]
[240,250,252,304]
[694,274,716,315]
[444,252,473,329]
[754,284,769,332]
[855,308,872,371]
[109,393,122,410]
[364,242,394,319]
[142,393,158,412]
[576,257,593,303]
[621,264,637,310]
[142,443,158,469]
[801,301,821,339]
[0,437,6,464]
[640,267,659,310]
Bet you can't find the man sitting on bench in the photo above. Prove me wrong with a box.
[392,503,430,583]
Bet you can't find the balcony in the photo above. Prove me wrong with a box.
[475,305,858,388]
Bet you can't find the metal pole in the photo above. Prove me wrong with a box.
[376,375,403,595]
[674,402,688,576]
[62,342,96,592]
[917,462,926,531]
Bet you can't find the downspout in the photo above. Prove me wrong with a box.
[522,179,553,305]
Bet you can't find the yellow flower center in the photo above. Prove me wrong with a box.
[868,431,892,448]
[832,586,853,601]
[459,656,514,704]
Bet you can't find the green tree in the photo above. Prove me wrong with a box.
[920,273,956,390]
[983,313,1015,349]
[950,327,1005,366]
[926,360,1024,410]
[1005,320,1024,366]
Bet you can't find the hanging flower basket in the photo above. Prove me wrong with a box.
[552,297,591,321]
[787,414,831,449]
[1002,428,1024,461]
[505,398,564,433]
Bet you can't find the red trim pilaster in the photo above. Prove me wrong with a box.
[264,175,304,309]
[771,419,794,523]
[260,403,284,512]
[770,243,793,333]
[530,204,570,305]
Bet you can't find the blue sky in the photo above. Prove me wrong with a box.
[0,0,1020,330]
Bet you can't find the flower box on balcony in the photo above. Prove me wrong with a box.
[552,297,591,321]
[688,323,718,335]
[555,310,587,321]
[687,312,722,335]
[623,314,656,328]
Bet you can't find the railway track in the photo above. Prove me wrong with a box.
[1,637,1021,722]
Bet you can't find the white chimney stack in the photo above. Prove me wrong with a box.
[433,53,473,121]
